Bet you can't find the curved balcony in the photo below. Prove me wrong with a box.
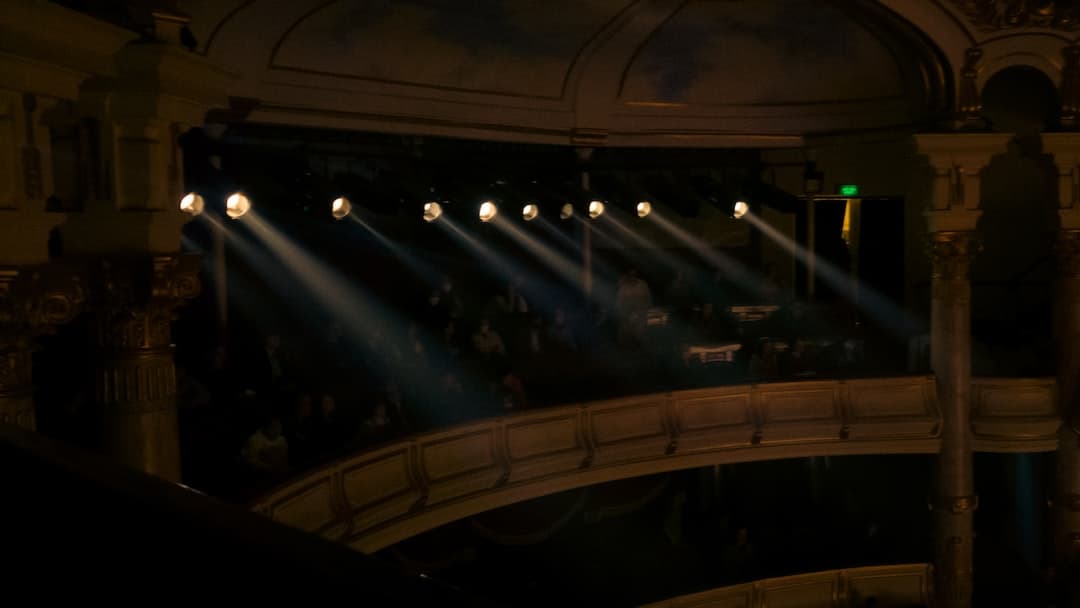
[252,376,1058,553]
[643,564,933,608]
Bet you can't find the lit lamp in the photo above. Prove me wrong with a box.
[733,201,749,219]
[179,192,204,217]
[331,196,352,220]
[588,200,605,219]
[636,201,652,218]
[479,200,498,222]
[424,201,443,223]
[560,203,574,220]
[225,192,251,219]
[522,203,539,221]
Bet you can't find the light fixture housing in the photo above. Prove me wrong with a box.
[225,192,252,219]
[423,201,443,223]
[479,200,498,222]
[522,203,539,221]
[588,200,605,219]
[560,203,574,220]
[636,201,652,218]
[733,200,749,219]
[179,192,205,217]
[331,196,352,220]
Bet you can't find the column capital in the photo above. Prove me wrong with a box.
[0,263,85,345]
[926,231,982,280]
[88,254,200,343]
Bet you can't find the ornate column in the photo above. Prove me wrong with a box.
[1043,134,1080,570]
[54,10,227,479]
[89,255,198,481]
[0,267,83,430]
[916,133,1010,608]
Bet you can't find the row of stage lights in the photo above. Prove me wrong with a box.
[179,192,750,222]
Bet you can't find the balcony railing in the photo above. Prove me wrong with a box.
[642,563,933,608]
[253,375,1058,553]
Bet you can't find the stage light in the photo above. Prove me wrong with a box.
[636,201,652,218]
[588,200,605,219]
[179,192,204,217]
[331,196,352,220]
[479,200,498,222]
[522,203,539,221]
[560,203,574,220]
[225,192,251,219]
[733,200,749,219]
[424,201,443,222]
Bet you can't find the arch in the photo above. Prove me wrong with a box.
[252,376,1057,553]
[977,34,1068,92]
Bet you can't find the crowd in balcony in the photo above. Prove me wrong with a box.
[173,268,900,497]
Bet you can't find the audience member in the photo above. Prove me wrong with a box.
[615,268,652,347]
[472,318,507,357]
[241,415,289,474]
[546,307,576,352]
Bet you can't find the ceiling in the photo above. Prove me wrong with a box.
[182,0,956,146]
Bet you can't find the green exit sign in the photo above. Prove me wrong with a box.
[838,184,860,197]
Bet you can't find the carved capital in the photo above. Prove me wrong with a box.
[927,232,982,280]
[950,0,1080,31]
[0,265,85,344]
[1058,231,1080,278]
[89,254,200,353]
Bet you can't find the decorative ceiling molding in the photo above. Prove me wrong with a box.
[948,0,1080,32]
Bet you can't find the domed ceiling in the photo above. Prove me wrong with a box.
[184,0,951,145]
[272,0,627,98]
[620,0,904,105]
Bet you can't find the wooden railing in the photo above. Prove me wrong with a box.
[641,563,933,608]
[971,377,1059,451]
[252,376,1059,553]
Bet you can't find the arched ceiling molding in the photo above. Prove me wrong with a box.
[181,0,961,145]
[876,0,975,99]
[976,33,1068,91]
[568,0,684,137]
[192,0,316,96]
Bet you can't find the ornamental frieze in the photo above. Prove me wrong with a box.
[950,0,1080,31]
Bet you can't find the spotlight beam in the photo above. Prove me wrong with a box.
[598,211,689,274]
[647,211,768,300]
[348,215,439,284]
[741,210,917,334]
[491,216,587,291]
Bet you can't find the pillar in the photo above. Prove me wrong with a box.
[1043,133,1080,570]
[54,9,227,479]
[927,229,979,606]
[0,2,104,431]
[89,255,198,481]
[916,133,1010,608]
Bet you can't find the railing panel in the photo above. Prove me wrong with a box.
[587,396,670,464]
[972,377,1059,452]
[419,425,502,505]
[758,382,843,442]
[846,376,939,440]
[672,387,755,452]
[504,408,587,483]
[341,446,419,534]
